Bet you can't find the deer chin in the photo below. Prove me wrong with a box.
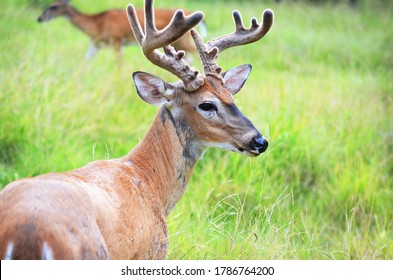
[201,142,261,157]
[231,140,267,157]
[236,147,262,157]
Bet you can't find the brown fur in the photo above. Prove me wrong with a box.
[0,75,265,259]
[0,109,186,259]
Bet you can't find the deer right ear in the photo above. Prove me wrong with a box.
[132,72,174,106]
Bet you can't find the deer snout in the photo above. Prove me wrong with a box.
[37,16,43,22]
[250,135,268,154]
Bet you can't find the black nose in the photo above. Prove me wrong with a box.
[251,136,268,153]
[37,17,42,22]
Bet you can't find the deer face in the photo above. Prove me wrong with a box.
[37,0,70,23]
[133,64,268,157]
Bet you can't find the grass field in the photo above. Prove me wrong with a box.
[0,0,392,259]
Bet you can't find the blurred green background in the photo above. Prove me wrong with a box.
[0,0,392,259]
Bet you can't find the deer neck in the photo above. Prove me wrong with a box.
[65,6,96,37]
[124,106,204,216]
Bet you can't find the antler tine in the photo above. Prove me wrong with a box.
[126,0,205,91]
[190,9,273,78]
[190,29,222,76]
[144,0,156,35]
[207,9,274,53]
[127,4,144,43]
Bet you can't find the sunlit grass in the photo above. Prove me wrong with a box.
[0,0,392,259]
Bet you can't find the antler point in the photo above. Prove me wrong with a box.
[175,51,185,60]
[251,18,259,28]
[263,9,274,23]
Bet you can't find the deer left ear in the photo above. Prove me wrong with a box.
[132,72,174,106]
[222,64,252,95]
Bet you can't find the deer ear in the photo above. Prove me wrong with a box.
[132,72,174,106]
[222,64,252,95]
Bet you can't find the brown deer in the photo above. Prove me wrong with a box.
[37,0,206,60]
[0,0,273,259]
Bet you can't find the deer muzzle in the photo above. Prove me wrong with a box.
[250,135,268,154]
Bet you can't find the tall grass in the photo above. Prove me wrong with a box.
[0,0,392,259]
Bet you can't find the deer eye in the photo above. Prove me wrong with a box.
[198,102,217,112]
[49,5,59,10]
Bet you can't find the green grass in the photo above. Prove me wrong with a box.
[0,0,392,259]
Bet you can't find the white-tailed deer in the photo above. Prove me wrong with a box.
[37,0,206,60]
[0,0,273,259]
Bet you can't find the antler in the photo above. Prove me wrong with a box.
[126,0,205,91]
[191,9,274,75]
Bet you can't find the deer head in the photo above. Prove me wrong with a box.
[37,0,71,22]
[127,0,273,157]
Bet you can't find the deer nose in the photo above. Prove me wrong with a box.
[251,136,268,153]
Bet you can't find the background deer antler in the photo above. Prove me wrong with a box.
[126,0,205,91]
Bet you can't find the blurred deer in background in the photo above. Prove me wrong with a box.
[37,0,206,60]
[0,0,273,259]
